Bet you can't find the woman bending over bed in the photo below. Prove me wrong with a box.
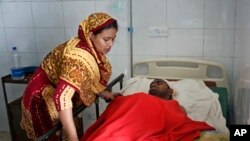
[20,12,119,141]
[81,79,215,141]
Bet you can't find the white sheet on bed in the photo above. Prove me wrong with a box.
[120,76,229,135]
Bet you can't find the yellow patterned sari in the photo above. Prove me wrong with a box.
[20,13,116,140]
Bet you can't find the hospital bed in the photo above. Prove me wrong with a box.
[125,57,229,121]
[119,57,230,140]
[38,57,230,140]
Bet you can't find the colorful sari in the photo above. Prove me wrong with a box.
[20,13,116,140]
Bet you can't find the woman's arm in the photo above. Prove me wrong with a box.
[99,91,115,100]
[59,108,79,141]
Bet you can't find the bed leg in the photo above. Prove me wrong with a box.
[95,99,99,119]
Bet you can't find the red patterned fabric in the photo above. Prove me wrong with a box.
[21,67,61,140]
[81,93,215,141]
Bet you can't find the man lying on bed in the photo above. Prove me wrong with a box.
[80,79,216,141]
[148,79,187,114]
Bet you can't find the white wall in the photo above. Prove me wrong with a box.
[0,0,131,132]
[0,0,238,131]
[233,0,250,124]
[132,0,235,89]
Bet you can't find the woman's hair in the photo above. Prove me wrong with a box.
[93,20,118,35]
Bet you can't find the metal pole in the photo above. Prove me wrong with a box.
[129,0,133,77]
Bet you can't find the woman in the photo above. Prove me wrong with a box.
[20,12,118,141]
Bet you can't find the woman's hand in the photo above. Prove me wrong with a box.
[99,91,123,102]
[100,91,115,100]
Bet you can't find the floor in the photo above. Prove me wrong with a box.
[0,131,11,141]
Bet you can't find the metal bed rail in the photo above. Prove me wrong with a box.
[36,73,124,141]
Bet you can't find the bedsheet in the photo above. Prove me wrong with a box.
[171,79,229,135]
[81,93,214,141]
[120,76,229,135]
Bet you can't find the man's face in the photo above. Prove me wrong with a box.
[148,79,172,100]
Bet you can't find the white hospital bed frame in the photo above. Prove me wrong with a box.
[133,57,229,91]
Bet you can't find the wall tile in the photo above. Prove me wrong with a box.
[5,28,36,52]
[63,1,95,28]
[31,0,61,1]
[167,0,204,28]
[37,52,48,64]
[3,0,28,1]
[2,2,33,27]
[204,29,234,57]
[133,28,167,56]
[0,5,4,27]
[20,52,39,67]
[95,0,130,27]
[107,54,131,80]
[234,0,250,58]
[35,28,66,53]
[32,1,64,27]
[0,53,11,76]
[234,28,244,58]
[167,29,203,56]
[0,28,8,52]
[204,0,235,28]
[65,27,77,40]
[232,58,242,92]
[132,0,167,28]
[235,30,250,58]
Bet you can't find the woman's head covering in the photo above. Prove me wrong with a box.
[77,12,117,68]
[43,13,117,107]
[78,12,117,43]
[75,13,117,97]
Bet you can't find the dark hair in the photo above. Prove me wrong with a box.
[93,20,118,35]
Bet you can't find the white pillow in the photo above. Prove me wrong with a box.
[120,76,153,95]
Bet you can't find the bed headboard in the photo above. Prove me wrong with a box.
[133,57,229,90]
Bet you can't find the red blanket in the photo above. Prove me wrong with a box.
[81,93,214,141]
